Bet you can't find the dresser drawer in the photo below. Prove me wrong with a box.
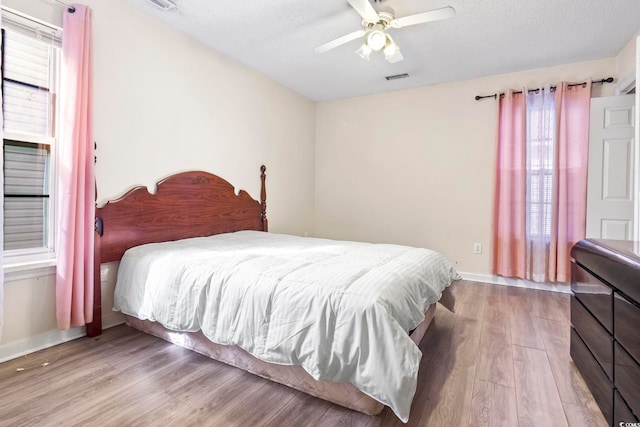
[615,342,640,417]
[615,292,640,362]
[571,296,614,379]
[571,327,613,424]
[571,261,613,333]
[615,389,638,424]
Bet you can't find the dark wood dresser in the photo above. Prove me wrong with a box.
[571,239,640,425]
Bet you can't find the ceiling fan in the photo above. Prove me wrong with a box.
[316,0,455,63]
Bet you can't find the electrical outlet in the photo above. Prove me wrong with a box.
[473,243,482,254]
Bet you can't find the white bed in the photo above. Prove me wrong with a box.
[113,230,459,422]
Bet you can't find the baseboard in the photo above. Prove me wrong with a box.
[0,313,125,364]
[0,326,85,364]
[458,272,571,294]
[104,312,126,330]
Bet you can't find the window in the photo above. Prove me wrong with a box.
[1,9,61,264]
[525,91,555,241]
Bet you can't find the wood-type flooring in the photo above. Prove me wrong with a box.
[0,280,607,426]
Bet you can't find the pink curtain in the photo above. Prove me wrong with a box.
[56,5,95,330]
[492,82,591,283]
[551,81,592,282]
[492,90,527,278]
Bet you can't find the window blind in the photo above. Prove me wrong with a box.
[2,29,52,136]
[525,95,555,240]
[3,142,49,250]
[2,13,58,252]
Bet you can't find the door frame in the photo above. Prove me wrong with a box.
[635,35,640,242]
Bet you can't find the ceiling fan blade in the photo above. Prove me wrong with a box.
[387,50,404,63]
[347,0,379,23]
[315,29,367,53]
[391,6,455,28]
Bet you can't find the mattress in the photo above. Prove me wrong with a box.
[113,231,459,421]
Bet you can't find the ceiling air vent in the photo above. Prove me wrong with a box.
[385,73,409,81]
[146,0,176,10]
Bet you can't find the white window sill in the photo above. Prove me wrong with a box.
[4,258,57,282]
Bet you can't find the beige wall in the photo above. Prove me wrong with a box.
[616,30,640,84]
[315,58,617,275]
[1,0,316,352]
[3,273,56,344]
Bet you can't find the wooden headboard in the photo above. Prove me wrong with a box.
[87,165,267,336]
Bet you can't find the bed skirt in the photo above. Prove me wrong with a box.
[123,303,437,416]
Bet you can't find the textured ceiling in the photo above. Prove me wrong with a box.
[123,0,640,101]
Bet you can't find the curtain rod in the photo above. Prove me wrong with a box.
[52,0,75,13]
[474,77,614,101]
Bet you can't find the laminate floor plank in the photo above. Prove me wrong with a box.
[63,351,209,424]
[537,317,570,360]
[0,281,607,427]
[267,391,336,427]
[401,358,454,427]
[315,403,384,427]
[512,344,568,427]
[214,380,300,426]
[485,284,511,318]
[69,387,182,427]
[422,359,477,427]
[0,361,115,426]
[414,282,484,427]
[476,286,514,388]
[16,344,193,426]
[161,356,243,404]
[536,317,604,418]
[562,401,609,427]
[475,332,515,388]
[164,379,272,427]
[508,293,546,350]
[161,364,274,423]
[508,286,552,320]
[0,328,145,393]
[536,290,571,323]
[420,303,457,364]
[468,379,518,427]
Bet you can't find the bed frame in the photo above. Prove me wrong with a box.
[90,165,436,416]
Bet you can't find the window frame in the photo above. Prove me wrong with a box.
[1,8,61,273]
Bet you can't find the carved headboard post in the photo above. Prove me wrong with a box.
[87,141,102,337]
[260,165,268,232]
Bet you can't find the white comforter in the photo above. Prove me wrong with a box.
[113,231,458,422]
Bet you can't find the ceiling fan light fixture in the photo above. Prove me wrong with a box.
[356,42,372,60]
[383,35,399,60]
[315,1,456,64]
[366,30,387,51]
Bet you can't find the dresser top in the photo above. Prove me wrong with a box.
[572,239,640,304]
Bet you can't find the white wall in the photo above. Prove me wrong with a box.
[315,58,617,275]
[616,30,640,87]
[0,0,316,358]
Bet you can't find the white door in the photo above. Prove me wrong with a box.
[586,94,636,240]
